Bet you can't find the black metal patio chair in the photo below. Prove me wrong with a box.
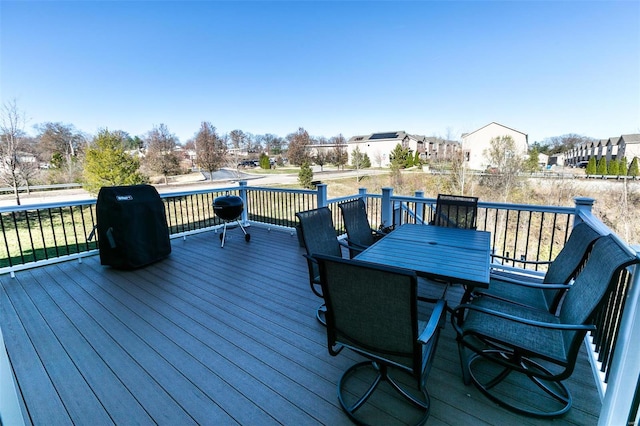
[315,254,447,425]
[452,235,638,418]
[430,194,478,229]
[296,207,347,325]
[338,198,389,258]
[471,222,602,314]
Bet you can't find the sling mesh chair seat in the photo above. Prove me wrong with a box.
[452,235,638,418]
[315,254,447,425]
[470,222,602,314]
[428,194,479,306]
[296,207,348,325]
[430,194,479,229]
[338,198,389,258]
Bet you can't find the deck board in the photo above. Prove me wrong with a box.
[1,226,600,425]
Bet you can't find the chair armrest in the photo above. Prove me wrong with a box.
[452,303,596,332]
[490,264,546,283]
[489,273,543,286]
[488,272,571,290]
[341,239,367,258]
[491,253,553,265]
[342,238,367,251]
[303,253,318,264]
[418,300,446,344]
[373,228,389,238]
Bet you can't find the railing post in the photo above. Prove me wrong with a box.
[239,181,249,225]
[415,190,424,224]
[598,249,640,426]
[574,197,595,226]
[358,187,367,202]
[381,187,393,229]
[316,183,328,207]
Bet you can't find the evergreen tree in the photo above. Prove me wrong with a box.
[414,151,421,166]
[389,144,412,169]
[619,157,628,176]
[298,161,314,188]
[608,159,619,176]
[83,129,146,194]
[362,153,371,168]
[524,147,540,172]
[259,153,270,169]
[585,157,597,175]
[628,157,639,177]
[406,151,415,167]
[351,146,371,169]
[596,157,607,175]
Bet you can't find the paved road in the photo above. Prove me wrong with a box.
[0,167,387,207]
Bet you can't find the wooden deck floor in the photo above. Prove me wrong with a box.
[0,226,600,425]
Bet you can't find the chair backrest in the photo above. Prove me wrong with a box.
[296,206,342,258]
[315,254,422,376]
[339,198,376,250]
[559,235,637,365]
[541,222,602,308]
[432,194,478,229]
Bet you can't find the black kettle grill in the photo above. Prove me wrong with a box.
[213,192,250,247]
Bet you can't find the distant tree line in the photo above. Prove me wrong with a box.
[0,100,354,201]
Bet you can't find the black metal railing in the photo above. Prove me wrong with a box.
[387,195,576,272]
[246,187,316,228]
[0,201,99,269]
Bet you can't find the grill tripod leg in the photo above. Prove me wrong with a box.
[220,222,227,248]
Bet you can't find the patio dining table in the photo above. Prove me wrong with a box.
[355,224,491,290]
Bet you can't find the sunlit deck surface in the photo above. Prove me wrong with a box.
[1,226,600,425]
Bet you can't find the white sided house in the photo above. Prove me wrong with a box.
[461,122,528,171]
[347,131,418,167]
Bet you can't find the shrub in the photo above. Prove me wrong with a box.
[629,157,639,177]
[298,161,314,188]
[596,157,607,175]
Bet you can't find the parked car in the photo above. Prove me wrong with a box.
[237,160,256,168]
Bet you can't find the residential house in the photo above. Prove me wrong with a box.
[618,134,640,163]
[347,131,416,167]
[461,122,529,171]
[422,136,461,162]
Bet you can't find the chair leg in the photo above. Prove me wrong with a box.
[316,303,327,326]
[337,361,430,425]
[457,341,472,385]
[467,350,572,418]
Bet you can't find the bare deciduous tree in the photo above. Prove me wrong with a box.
[194,122,227,179]
[314,150,328,171]
[35,122,86,165]
[229,129,249,151]
[143,123,181,184]
[329,134,348,170]
[259,133,284,155]
[0,99,29,205]
[286,127,310,166]
[482,135,524,202]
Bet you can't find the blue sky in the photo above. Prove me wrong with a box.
[1,1,639,144]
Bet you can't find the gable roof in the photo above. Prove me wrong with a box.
[462,122,527,138]
[620,134,640,144]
